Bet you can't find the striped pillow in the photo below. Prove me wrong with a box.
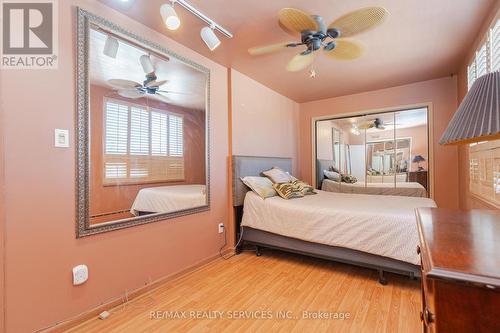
[273,182,304,199]
[273,180,316,199]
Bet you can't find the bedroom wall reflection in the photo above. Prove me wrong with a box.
[315,107,429,197]
[86,25,208,227]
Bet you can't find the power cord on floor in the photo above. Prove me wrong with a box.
[219,225,253,260]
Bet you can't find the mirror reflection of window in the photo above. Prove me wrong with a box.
[87,26,208,227]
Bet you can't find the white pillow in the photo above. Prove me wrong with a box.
[241,176,277,199]
[324,170,341,181]
[262,167,293,184]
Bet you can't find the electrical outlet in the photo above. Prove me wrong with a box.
[72,264,88,285]
[218,223,224,234]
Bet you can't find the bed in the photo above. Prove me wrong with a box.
[317,159,427,197]
[321,179,427,197]
[233,155,437,284]
[131,184,206,216]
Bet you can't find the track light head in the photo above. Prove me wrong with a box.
[103,35,119,58]
[139,54,154,74]
[160,3,180,30]
[200,26,221,51]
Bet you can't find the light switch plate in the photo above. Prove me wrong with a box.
[54,129,69,148]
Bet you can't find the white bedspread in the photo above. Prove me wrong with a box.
[241,190,437,265]
[322,179,427,197]
[131,185,206,215]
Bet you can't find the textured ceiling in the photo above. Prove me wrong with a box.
[98,0,495,102]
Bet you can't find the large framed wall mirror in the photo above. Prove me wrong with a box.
[76,9,210,237]
[314,107,431,198]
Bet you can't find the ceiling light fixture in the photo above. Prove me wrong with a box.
[161,0,232,50]
[160,2,181,30]
[103,35,119,58]
[200,25,221,51]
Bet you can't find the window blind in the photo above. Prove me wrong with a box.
[467,19,500,91]
[476,43,488,78]
[103,98,185,184]
[492,20,500,72]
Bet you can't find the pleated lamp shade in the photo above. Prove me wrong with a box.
[439,71,500,145]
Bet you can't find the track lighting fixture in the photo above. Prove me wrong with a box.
[103,35,119,58]
[159,0,232,49]
[139,54,154,74]
[160,2,181,30]
[200,25,221,51]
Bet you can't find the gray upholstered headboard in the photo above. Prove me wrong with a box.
[316,159,334,189]
[232,155,292,206]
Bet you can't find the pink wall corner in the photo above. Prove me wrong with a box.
[1,1,228,332]
[230,69,300,175]
[298,77,459,209]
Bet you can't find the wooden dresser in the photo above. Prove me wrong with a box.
[409,170,428,190]
[416,208,500,333]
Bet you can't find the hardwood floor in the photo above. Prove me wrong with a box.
[66,250,422,333]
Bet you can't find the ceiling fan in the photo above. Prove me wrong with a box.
[248,7,389,72]
[357,117,400,131]
[107,55,183,102]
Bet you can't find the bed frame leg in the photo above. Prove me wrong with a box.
[255,246,262,257]
[378,270,388,285]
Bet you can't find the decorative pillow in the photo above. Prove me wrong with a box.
[241,176,276,199]
[329,166,341,173]
[324,170,341,181]
[262,167,293,184]
[273,180,316,199]
[341,174,357,184]
[286,171,298,182]
[292,180,316,195]
[273,182,304,199]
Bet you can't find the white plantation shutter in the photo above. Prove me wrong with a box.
[151,111,168,156]
[492,20,500,72]
[467,19,500,91]
[102,98,185,184]
[169,114,183,157]
[130,107,150,156]
[104,101,128,155]
[467,62,476,90]
[476,43,488,78]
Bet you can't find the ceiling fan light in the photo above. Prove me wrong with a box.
[139,54,154,74]
[103,35,119,58]
[200,26,221,51]
[160,3,180,30]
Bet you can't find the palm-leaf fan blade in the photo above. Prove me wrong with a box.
[328,7,389,37]
[286,52,315,72]
[324,40,363,60]
[278,8,318,35]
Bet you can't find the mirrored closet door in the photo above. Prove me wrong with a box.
[314,107,430,198]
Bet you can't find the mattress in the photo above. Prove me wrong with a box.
[241,190,437,265]
[322,179,427,197]
[131,185,206,215]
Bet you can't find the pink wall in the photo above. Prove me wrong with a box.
[299,77,459,208]
[230,69,300,174]
[1,1,228,332]
[456,2,499,210]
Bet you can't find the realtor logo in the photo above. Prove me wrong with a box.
[1,0,58,69]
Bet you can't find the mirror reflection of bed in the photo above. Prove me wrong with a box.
[88,27,207,225]
[315,107,430,197]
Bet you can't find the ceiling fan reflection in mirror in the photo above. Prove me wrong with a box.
[107,55,186,103]
[248,7,389,73]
